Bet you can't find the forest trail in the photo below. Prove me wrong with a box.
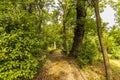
[35,50,120,80]
[36,51,88,80]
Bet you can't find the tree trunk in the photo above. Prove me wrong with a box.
[63,18,67,53]
[93,0,112,80]
[69,0,86,57]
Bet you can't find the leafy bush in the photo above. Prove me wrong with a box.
[111,46,120,59]
[104,30,120,59]
[77,36,100,67]
[0,1,45,79]
[0,30,41,80]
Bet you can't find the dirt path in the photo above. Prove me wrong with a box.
[35,51,120,80]
[36,52,87,80]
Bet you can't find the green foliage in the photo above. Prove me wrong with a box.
[0,0,120,79]
[111,49,120,59]
[0,1,46,79]
[104,27,120,59]
[0,31,40,80]
[77,35,100,67]
[76,14,101,67]
[107,1,120,59]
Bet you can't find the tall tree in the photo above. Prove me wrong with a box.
[93,0,112,80]
[58,0,67,52]
[57,0,74,53]
[70,0,86,57]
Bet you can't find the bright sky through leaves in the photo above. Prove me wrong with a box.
[101,0,118,27]
[101,4,116,27]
